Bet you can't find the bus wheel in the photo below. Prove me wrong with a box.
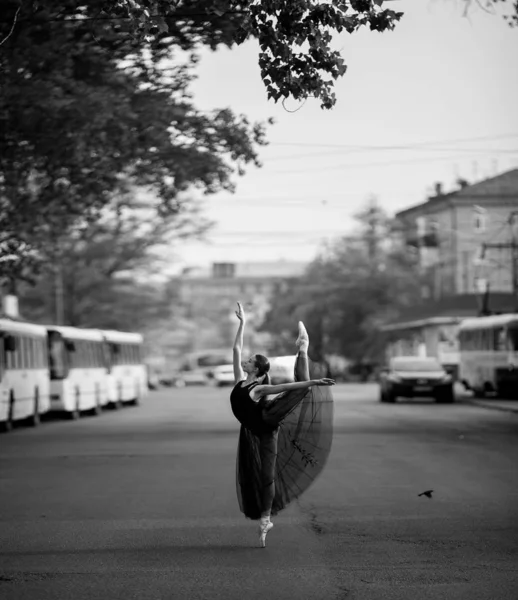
[131,384,141,407]
[112,383,123,409]
[112,394,122,410]
[1,394,15,432]
[69,390,81,420]
[92,386,102,416]
[29,389,40,427]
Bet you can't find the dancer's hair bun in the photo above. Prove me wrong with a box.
[254,354,270,375]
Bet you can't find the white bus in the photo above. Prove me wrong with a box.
[47,325,109,418]
[100,330,147,407]
[458,314,518,398]
[0,319,50,431]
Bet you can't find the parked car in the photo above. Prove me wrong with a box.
[172,350,234,387]
[379,356,455,404]
[146,366,160,390]
[211,364,235,387]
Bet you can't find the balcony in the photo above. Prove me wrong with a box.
[405,231,439,248]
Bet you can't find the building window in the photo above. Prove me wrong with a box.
[472,206,487,233]
[213,263,235,278]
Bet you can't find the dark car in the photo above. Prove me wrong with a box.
[379,356,455,404]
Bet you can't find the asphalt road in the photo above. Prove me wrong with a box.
[1,383,517,600]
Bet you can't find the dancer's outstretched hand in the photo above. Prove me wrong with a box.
[235,301,246,323]
[315,378,335,386]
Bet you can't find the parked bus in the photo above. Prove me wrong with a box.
[47,325,109,418]
[0,319,51,431]
[100,330,147,407]
[458,314,518,398]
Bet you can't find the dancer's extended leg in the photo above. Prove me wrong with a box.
[261,322,311,428]
[294,321,310,382]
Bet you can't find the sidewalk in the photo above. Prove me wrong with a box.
[455,384,518,414]
[461,398,518,414]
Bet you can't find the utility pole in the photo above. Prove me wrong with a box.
[512,211,518,312]
[480,210,518,313]
[54,263,65,325]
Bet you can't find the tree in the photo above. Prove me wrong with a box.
[1,1,404,112]
[6,0,514,110]
[15,189,210,328]
[0,0,271,283]
[260,200,422,364]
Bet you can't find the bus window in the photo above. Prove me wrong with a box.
[509,327,518,352]
[35,338,43,368]
[101,342,112,372]
[28,337,35,369]
[14,336,21,369]
[6,337,15,369]
[0,338,5,379]
[495,328,507,351]
[48,332,68,379]
[111,343,121,366]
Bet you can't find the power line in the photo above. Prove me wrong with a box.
[271,153,518,175]
[267,133,518,150]
[207,230,349,238]
[265,147,518,162]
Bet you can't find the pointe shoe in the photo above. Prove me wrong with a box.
[259,520,274,548]
[296,321,309,349]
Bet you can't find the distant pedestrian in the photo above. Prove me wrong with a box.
[230,302,335,547]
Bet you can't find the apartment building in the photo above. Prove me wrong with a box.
[395,168,518,300]
[175,260,307,320]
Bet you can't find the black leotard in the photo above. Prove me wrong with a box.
[230,381,273,436]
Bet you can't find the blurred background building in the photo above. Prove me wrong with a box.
[175,260,307,321]
[395,168,518,299]
[146,260,308,373]
[382,168,518,374]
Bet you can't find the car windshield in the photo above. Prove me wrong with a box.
[391,358,442,372]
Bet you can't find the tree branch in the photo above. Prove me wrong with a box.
[0,5,21,48]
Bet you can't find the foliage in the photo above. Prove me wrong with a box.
[2,1,404,111]
[0,0,270,283]
[463,0,518,27]
[261,200,422,363]
[15,190,209,329]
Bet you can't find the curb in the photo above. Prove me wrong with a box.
[459,398,518,414]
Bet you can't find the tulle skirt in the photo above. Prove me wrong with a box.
[235,383,334,520]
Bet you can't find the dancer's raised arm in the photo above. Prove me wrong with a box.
[251,378,335,400]
[233,301,246,383]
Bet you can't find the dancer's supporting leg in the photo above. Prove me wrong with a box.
[258,321,310,546]
[258,429,277,546]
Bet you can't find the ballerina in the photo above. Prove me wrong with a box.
[230,301,335,547]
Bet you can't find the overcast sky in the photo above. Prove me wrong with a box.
[169,0,518,272]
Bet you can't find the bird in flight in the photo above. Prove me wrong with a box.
[418,490,434,499]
